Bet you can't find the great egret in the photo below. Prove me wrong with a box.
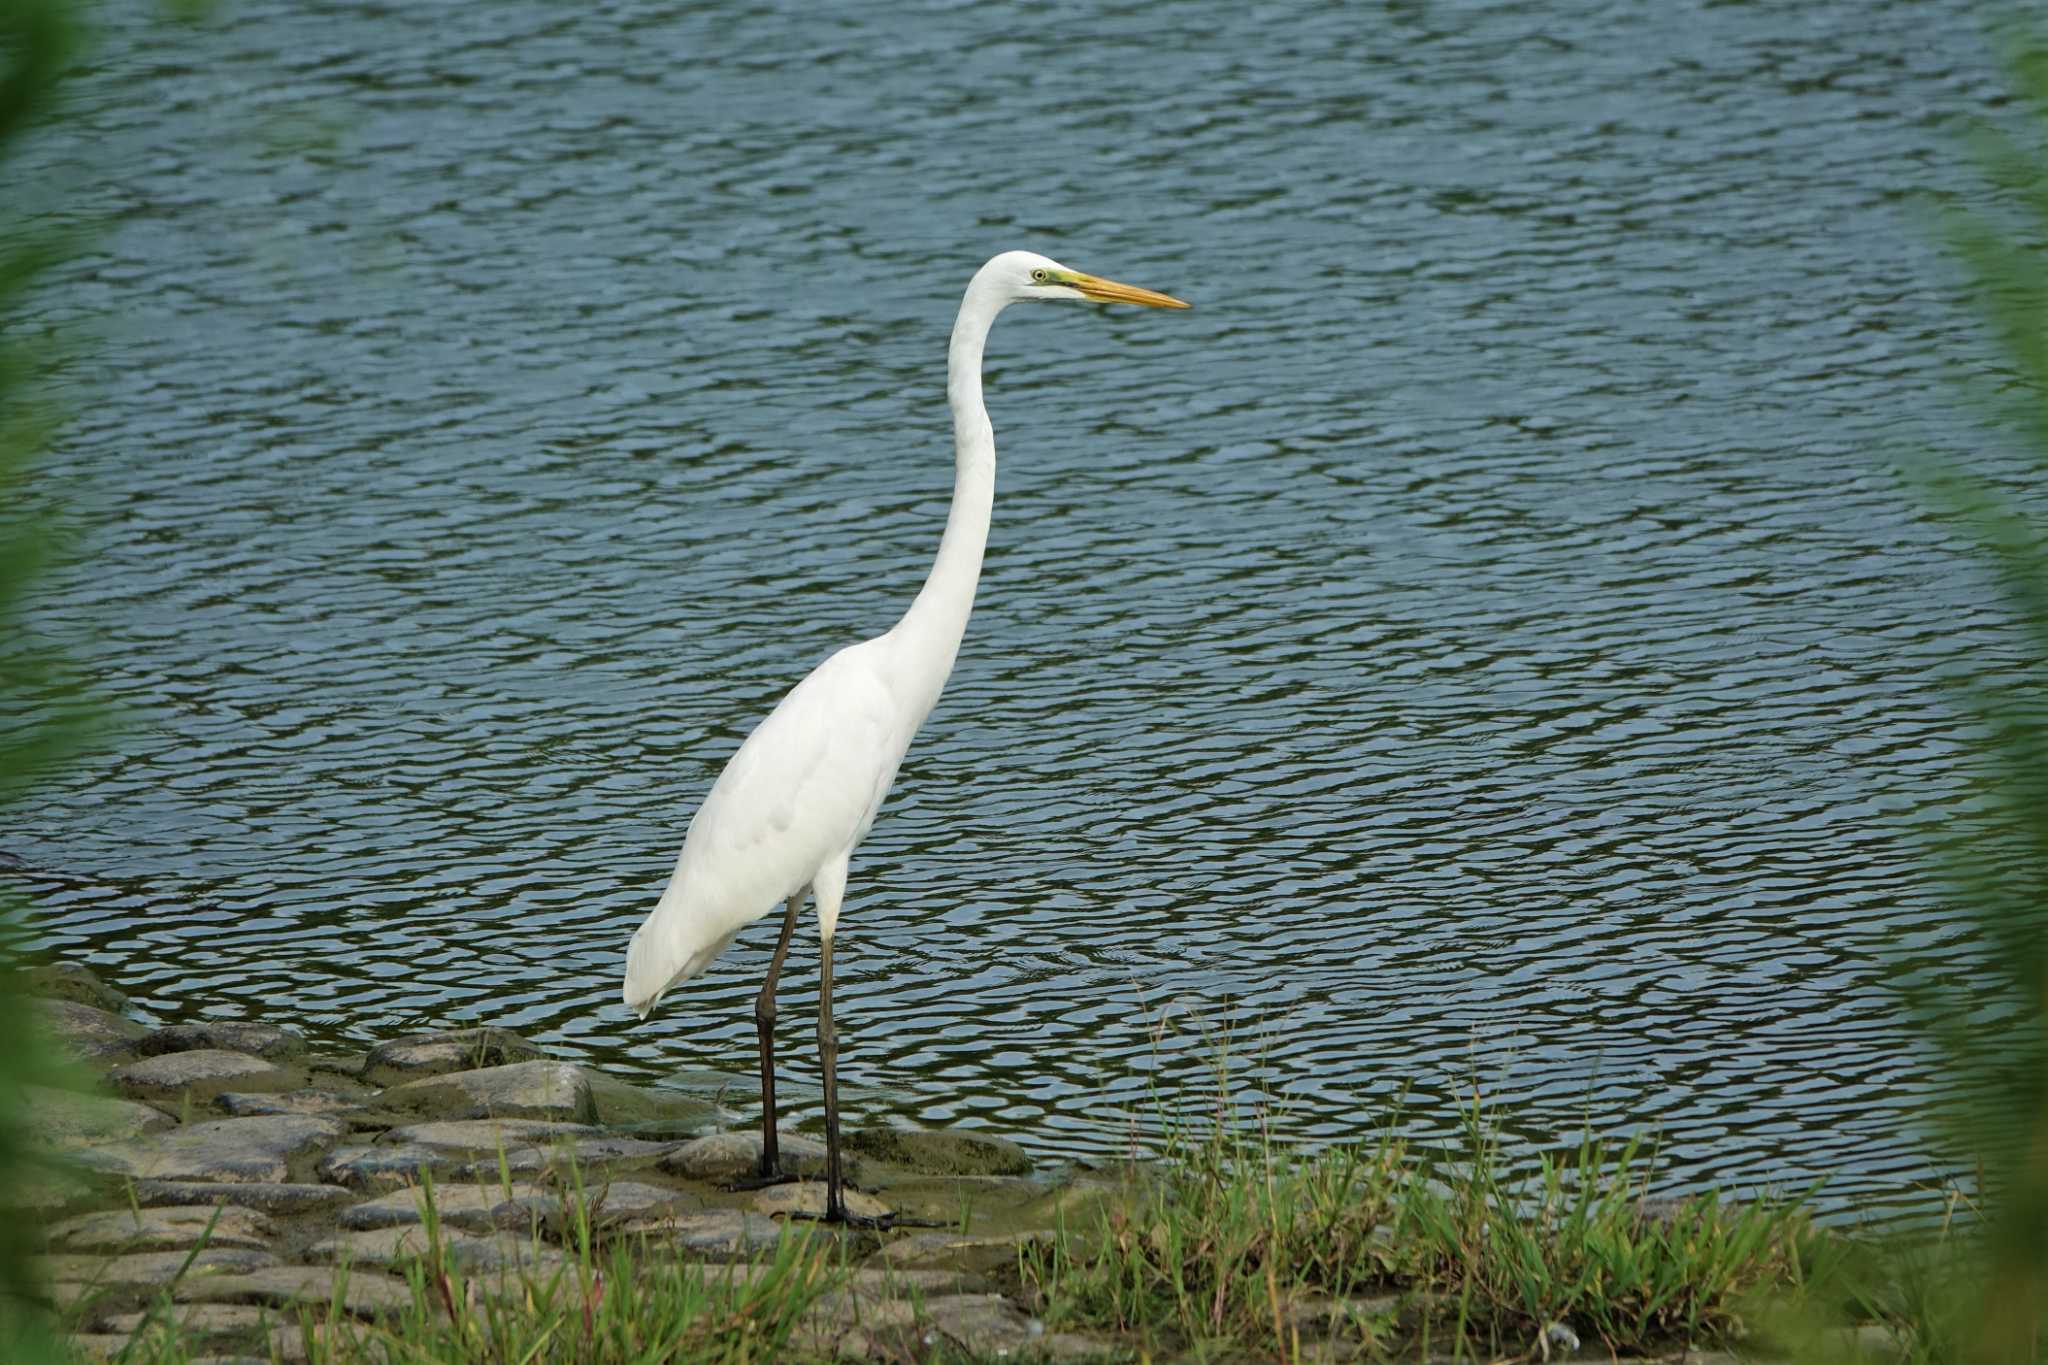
[622,251,1188,1223]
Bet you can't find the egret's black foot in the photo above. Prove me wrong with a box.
[720,1168,800,1193]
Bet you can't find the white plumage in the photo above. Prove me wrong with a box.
[623,638,904,1013]
[616,250,1187,1223]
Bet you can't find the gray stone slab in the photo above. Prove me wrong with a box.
[215,1089,364,1119]
[34,998,147,1066]
[380,1118,599,1152]
[37,1247,280,1288]
[98,1303,283,1335]
[359,1028,547,1087]
[316,1141,546,1192]
[306,1226,566,1273]
[109,1050,299,1104]
[546,1135,684,1176]
[317,1133,677,1192]
[377,1060,596,1123]
[338,1182,551,1232]
[134,1180,354,1215]
[877,1229,1054,1274]
[50,1205,276,1253]
[797,1291,1040,1361]
[612,1208,790,1257]
[73,1115,347,1183]
[753,1181,891,1221]
[23,1084,175,1151]
[542,1179,703,1230]
[659,1129,833,1181]
[140,1022,307,1062]
[171,1265,414,1317]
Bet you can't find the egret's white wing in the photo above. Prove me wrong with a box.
[622,638,904,1014]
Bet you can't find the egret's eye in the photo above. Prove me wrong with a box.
[1030,268,1050,284]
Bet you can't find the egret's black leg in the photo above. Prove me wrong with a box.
[799,925,937,1231]
[753,893,802,1180]
[818,929,847,1220]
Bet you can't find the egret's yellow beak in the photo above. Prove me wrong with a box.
[1064,270,1190,309]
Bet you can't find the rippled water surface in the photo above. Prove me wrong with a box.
[8,0,2034,1217]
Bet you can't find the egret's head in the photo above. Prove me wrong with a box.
[985,250,1190,310]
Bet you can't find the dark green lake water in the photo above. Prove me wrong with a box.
[9,0,2032,1218]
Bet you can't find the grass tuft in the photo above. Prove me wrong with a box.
[1021,1086,1822,1361]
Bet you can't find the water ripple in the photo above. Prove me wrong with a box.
[4,0,2026,1220]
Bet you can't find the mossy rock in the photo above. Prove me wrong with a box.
[21,962,130,1015]
[844,1127,1032,1176]
[584,1070,722,1133]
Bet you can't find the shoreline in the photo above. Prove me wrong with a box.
[12,959,1904,1362]
[13,958,1138,1362]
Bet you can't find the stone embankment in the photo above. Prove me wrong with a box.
[16,963,1123,1361]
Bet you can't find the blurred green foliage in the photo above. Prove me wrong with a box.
[0,0,95,1359]
[1898,20,2048,1364]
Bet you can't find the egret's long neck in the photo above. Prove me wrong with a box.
[893,286,1001,706]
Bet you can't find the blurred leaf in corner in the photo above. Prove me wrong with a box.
[0,0,102,1361]
[1895,16,2048,1363]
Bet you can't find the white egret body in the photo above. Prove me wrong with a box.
[621,251,1187,1222]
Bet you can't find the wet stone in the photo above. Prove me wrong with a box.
[216,1089,364,1119]
[378,1060,595,1123]
[889,1293,1040,1358]
[794,1292,1038,1361]
[359,1028,547,1087]
[34,998,147,1066]
[583,1070,723,1132]
[37,1247,280,1289]
[539,1179,703,1231]
[110,1049,300,1104]
[753,1181,893,1222]
[338,1182,551,1233]
[140,1021,307,1062]
[307,1226,566,1272]
[869,1173,1053,1227]
[879,1228,1055,1275]
[552,1134,686,1172]
[134,1180,354,1215]
[614,1208,790,1258]
[846,1126,1033,1176]
[22,1084,175,1151]
[316,1141,529,1192]
[172,1265,414,1317]
[841,1267,982,1298]
[307,1052,368,1077]
[380,1118,600,1152]
[98,1303,284,1337]
[660,1129,833,1182]
[317,1133,675,1192]
[50,1205,277,1253]
[74,1115,347,1184]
